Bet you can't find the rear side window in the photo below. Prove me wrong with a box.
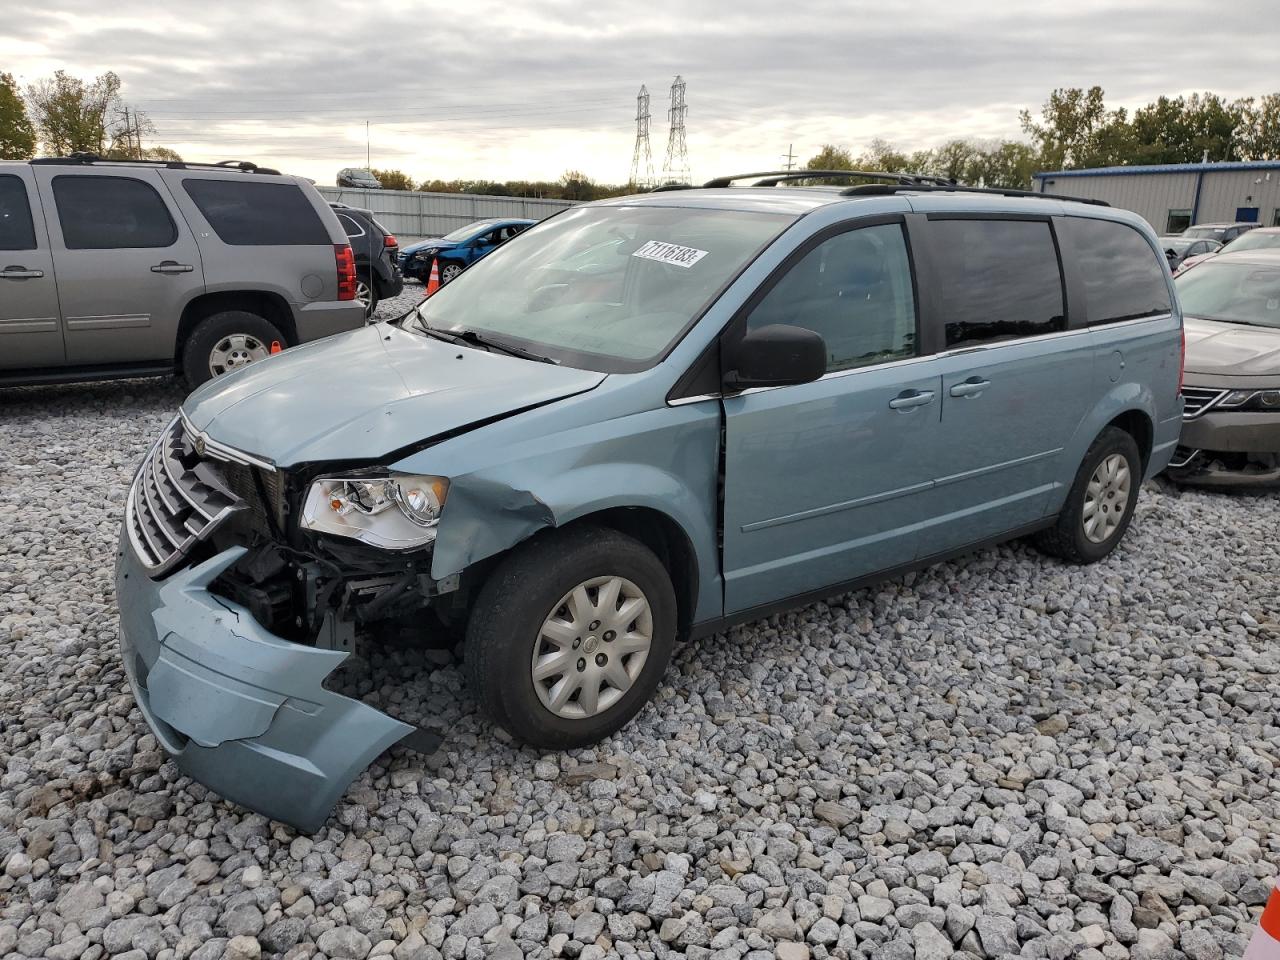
[337,213,365,238]
[929,219,1065,349]
[52,175,177,249]
[0,175,36,251]
[183,178,330,246]
[1060,217,1172,324]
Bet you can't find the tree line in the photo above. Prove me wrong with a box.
[4,72,1278,193]
[804,86,1280,190]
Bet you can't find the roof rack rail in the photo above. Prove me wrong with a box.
[29,153,282,176]
[838,182,1110,206]
[703,169,957,189]
[650,182,697,192]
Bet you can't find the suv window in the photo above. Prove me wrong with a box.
[183,178,330,246]
[748,222,917,372]
[930,219,1065,348]
[0,175,36,251]
[337,213,365,238]
[1060,217,1171,325]
[52,175,177,249]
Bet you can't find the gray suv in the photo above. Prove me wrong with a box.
[0,155,365,387]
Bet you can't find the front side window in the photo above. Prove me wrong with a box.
[414,205,793,371]
[52,175,176,249]
[747,222,917,372]
[929,219,1065,348]
[183,179,330,246]
[1060,217,1171,325]
[0,175,36,251]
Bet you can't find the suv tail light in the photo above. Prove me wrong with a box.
[335,244,357,300]
[384,234,398,247]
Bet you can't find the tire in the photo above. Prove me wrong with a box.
[182,310,285,387]
[1033,426,1142,564]
[356,279,379,319]
[464,525,677,749]
[440,262,464,284]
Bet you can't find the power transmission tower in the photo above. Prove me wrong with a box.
[630,85,654,190]
[662,75,690,185]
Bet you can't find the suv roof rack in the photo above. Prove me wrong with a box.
[702,169,958,188]
[29,152,283,176]
[838,182,1110,206]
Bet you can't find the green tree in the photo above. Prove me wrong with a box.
[371,168,414,190]
[1238,93,1280,159]
[559,169,596,201]
[967,140,1040,188]
[0,72,36,158]
[804,144,855,171]
[1019,86,1133,169]
[25,70,128,155]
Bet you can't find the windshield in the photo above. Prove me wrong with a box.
[1183,226,1228,240]
[1161,238,1195,252]
[413,204,794,371]
[1223,231,1280,253]
[1175,260,1280,329]
[441,221,499,243]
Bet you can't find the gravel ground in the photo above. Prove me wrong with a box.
[1,317,1279,960]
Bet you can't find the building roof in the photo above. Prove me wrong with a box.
[1034,160,1280,180]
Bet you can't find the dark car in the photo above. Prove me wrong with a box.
[399,218,535,283]
[332,205,404,317]
[336,168,382,189]
[1158,235,1222,272]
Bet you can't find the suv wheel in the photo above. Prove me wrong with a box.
[464,525,677,748]
[355,280,379,319]
[183,310,285,386]
[1033,426,1142,564]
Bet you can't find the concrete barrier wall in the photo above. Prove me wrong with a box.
[316,186,578,242]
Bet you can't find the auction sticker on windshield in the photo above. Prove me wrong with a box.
[633,240,709,269]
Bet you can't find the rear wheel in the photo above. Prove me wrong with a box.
[355,279,379,319]
[464,525,676,748]
[182,310,285,386]
[1033,426,1142,564]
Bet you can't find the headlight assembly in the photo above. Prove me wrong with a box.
[1217,389,1280,411]
[301,474,448,550]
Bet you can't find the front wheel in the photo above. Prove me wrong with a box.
[1033,426,1142,564]
[464,526,677,748]
[440,262,463,284]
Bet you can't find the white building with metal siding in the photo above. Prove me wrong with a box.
[1033,161,1280,235]
[316,186,579,243]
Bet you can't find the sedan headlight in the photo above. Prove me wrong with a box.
[1218,389,1280,411]
[301,474,448,550]
[415,248,439,260]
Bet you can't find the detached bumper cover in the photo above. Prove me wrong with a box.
[115,536,414,832]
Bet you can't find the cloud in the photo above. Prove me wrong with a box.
[7,0,1279,185]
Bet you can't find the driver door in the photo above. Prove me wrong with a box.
[721,219,944,614]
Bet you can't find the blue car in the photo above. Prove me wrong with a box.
[399,218,535,283]
[116,172,1183,830]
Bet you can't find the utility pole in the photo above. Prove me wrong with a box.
[366,121,371,172]
[782,144,796,171]
[662,76,690,185]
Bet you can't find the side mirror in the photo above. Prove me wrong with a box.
[725,324,827,390]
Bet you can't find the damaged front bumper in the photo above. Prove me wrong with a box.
[1168,407,1280,488]
[115,534,431,832]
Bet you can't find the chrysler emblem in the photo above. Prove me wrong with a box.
[194,437,206,457]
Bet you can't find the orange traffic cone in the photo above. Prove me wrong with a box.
[1245,878,1280,959]
[423,259,441,298]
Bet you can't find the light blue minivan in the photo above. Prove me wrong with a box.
[116,172,1184,830]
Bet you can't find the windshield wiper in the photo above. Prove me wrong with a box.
[448,329,559,364]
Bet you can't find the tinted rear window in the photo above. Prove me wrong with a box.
[53,175,177,249]
[183,178,330,246]
[0,175,36,251]
[1061,217,1171,324]
[929,219,1066,348]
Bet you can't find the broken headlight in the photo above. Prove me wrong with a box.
[300,474,448,550]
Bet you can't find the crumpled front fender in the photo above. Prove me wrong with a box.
[116,541,415,832]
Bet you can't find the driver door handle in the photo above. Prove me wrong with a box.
[950,378,991,398]
[889,389,936,410]
[1,266,44,279]
[151,261,194,274]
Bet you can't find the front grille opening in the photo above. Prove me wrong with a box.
[1181,387,1225,419]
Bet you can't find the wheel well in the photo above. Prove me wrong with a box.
[1107,409,1154,473]
[174,291,298,368]
[567,508,699,641]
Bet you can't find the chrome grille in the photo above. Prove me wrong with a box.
[127,416,275,576]
[1181,387,1226,420]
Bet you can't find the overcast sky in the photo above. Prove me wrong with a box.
[4,1,1278,187]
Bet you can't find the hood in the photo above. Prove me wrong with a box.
[183,324,606,466]
[1183,317,1280,377]
[402,238,458,256]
